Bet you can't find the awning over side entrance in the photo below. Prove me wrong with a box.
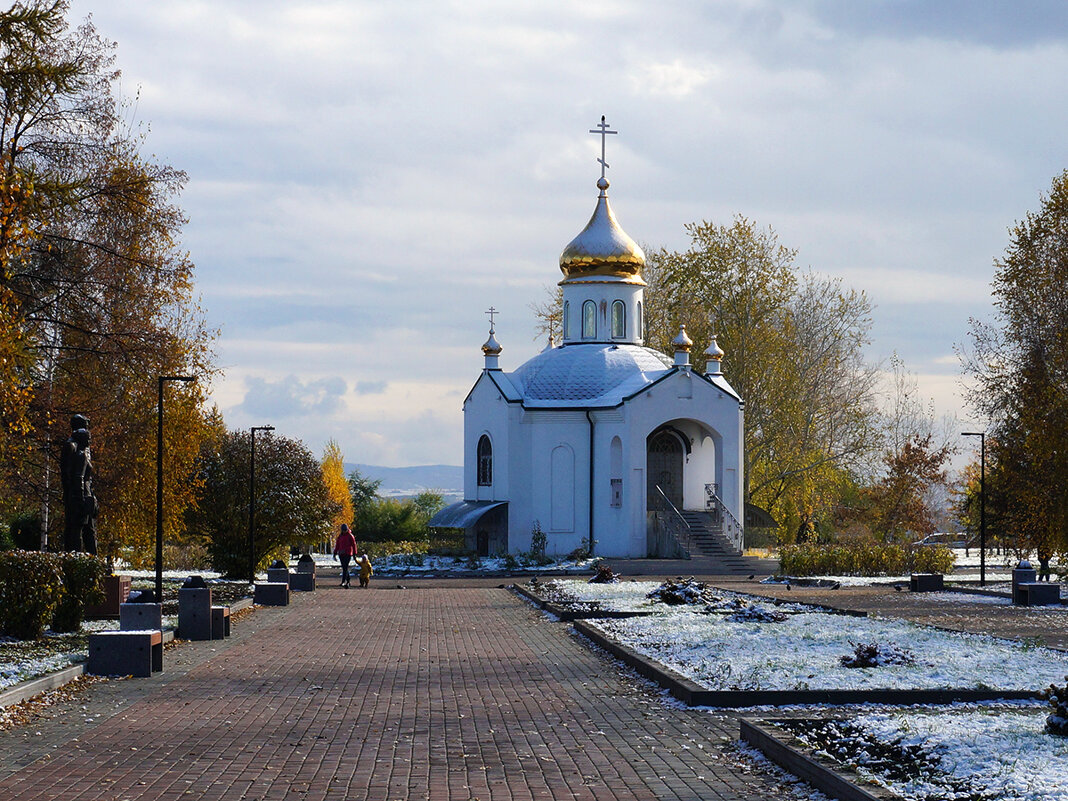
[428,500,508,530]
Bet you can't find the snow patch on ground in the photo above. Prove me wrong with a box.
[814,707,1068,800]
[550,579,1068,692]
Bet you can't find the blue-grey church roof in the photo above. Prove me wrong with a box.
[506,343,673,407]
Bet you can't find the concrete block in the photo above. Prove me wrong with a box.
[909,573,944,592]
[254,582,289,606]
[119,603,162,632]
[1020,582,1061,606]
[178,587,213,640]
[290,572,315,592]
[266,567,290,585]
[211,606,230,639]
[88,630,163,677]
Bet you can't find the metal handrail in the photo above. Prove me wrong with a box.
[704,484,744,553]
[654,485,694,558]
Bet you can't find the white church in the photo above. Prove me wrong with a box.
[430,120,746,560]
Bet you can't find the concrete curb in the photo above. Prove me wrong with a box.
[740,718,888,801]
[0,596,255,711]
[572,618,1041,707]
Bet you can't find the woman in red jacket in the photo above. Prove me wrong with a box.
[333,523,357,588]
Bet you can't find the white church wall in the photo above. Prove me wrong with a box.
[588,414,630,557]
[512,411,591,555]
[462,374,511,502]
[684,433,716,511]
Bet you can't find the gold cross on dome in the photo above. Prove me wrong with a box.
[485,306,498,330]
[589,115,617,180]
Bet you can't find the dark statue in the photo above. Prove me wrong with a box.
[60,414,97,554]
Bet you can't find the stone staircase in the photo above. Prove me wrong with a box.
[678,510,767,575]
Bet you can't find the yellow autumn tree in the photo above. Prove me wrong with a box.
[321,439,353,535]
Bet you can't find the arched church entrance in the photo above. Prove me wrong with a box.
[647,428,685,511]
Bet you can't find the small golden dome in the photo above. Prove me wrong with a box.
[704,334,724,362]
[481,329,502,356]
[559,178,646,285]
[672,325,693,353]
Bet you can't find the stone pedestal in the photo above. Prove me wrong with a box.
[266,567,290,585]
[290,572,315,592]
[1013,565,1038,605]
[119,602,163,632]
[178,587,213,640]
[84,575,132,620]
[254,582,289,606]
[909,573,944,592]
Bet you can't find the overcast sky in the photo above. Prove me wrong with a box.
[66,0,1068,467]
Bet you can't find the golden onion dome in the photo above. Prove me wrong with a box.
[559,177,646,285]
[672,325,694,353]
[481,328,502,356]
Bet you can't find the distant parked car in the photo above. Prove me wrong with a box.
[916,533,968,548]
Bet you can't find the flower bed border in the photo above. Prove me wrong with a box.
[740,717,890,801]
[571,619,1041,708]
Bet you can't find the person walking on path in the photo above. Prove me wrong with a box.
[333,524,357,588]
[357,552,374,588]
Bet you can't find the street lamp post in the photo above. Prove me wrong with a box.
[962,431,986,587]
[248,425,275,583]
[156,375,196,604]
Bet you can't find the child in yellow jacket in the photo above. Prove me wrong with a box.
[357,553,373,588]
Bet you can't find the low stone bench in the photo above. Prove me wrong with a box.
[1019,582,1061,606]
[211,606,230,639]
[254,582,289,606]
[119,602,162,632]
[87,630,163,678]
[290,572,315,592]
[909,573,944,592]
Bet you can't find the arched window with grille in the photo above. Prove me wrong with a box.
[477,435,492,486]
[582,300,596,339]
[611,300,625,338]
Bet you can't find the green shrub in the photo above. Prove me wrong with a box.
[0,551,64,639]
[52,553,109,633]
[778,541,956,577]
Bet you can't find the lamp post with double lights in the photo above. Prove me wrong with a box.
[156,375,197,604]
[248,425,275,583]
[962,431,986,586]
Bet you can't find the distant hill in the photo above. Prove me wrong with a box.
[345,463,463,499]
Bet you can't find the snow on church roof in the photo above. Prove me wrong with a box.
[507,343,673,407]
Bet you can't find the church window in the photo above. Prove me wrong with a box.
[562,301,570,339]
[582,300,596,339]
[636,301,643,339]
[611,300,625,338]
[477,435,492,486]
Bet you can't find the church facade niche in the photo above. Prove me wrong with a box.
[431,119,745,559]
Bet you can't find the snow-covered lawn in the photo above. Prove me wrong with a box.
[779,705,1068,801]
[545,579,1068,692]
[0,620,118,692]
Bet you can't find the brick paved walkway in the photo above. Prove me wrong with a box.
[0,585,798,801]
